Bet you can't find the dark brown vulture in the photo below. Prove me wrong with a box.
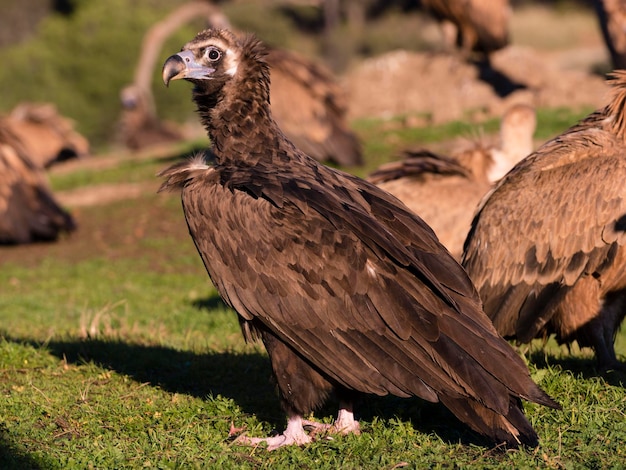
[593,0,626,70]
[421,0,510,56]
[463,71,626,373]
[158,28,558,450]
[120,2,362,166]
[3,102,89,169]
[368,103,536,259]
[0,126,76,244]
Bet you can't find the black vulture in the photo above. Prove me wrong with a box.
[592,0,626,70]
[463,71,626,372]
[158,28,558,450]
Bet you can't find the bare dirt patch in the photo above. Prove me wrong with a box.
[56,181,160,208]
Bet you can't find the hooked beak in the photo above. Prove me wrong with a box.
[162,50,215,86]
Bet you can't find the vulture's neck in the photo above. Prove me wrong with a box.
[193,72,288,167]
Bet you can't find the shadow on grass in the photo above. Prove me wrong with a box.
[528,351,626,387]
[347,394,495,448]
[0,426,53,470]
[2,332,561,449]
[191,295,230,311]
[35,337,282,425]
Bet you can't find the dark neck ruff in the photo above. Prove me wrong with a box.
[193,45,287,167]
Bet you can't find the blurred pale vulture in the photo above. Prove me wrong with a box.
[368,103,536,259]
[422,0,511,56]
[3,102,89,168]
[463,72,626,372]
[119,84,184,150]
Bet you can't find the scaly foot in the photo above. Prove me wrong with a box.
[302,406,360,436]
[233,415,311,451]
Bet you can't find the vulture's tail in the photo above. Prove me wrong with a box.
[440,395,545,448]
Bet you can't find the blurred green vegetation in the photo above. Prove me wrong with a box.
[0,0,467,151]
[0,0,208,149]
[0,0,600,153]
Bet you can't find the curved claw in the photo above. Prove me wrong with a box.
[231,406,361,450]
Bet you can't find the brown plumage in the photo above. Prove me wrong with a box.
[0,126,76,244]
[593,0,626,70]
[3,102,89,169]
[158,28,558,450]
[463,71,626,372]
[422,0,510,56]
[368,103,536,259]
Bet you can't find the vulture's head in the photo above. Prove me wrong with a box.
[162,28,270,108]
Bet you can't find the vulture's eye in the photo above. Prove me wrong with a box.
[206,47,221,61]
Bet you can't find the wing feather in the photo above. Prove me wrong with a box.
[464,125,626,337]
[180,159,545,414]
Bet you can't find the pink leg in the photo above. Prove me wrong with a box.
[302,401,360,436]
[332,405,361,434]
[235,415,311,451]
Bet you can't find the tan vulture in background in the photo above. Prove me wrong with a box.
[368,103,536,259]
[421,0,511,57]
[463,71,626,373]
[0,125,76,244]
[3,102,89,169]
[264,46,362,166]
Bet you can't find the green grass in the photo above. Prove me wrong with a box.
[349,106,594,178]
[1,109,624,468]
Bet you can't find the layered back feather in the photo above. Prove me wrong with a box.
[462,71,626,368]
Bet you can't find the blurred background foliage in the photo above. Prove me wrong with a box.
[0,0,200,147]
[0,0,594,150]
